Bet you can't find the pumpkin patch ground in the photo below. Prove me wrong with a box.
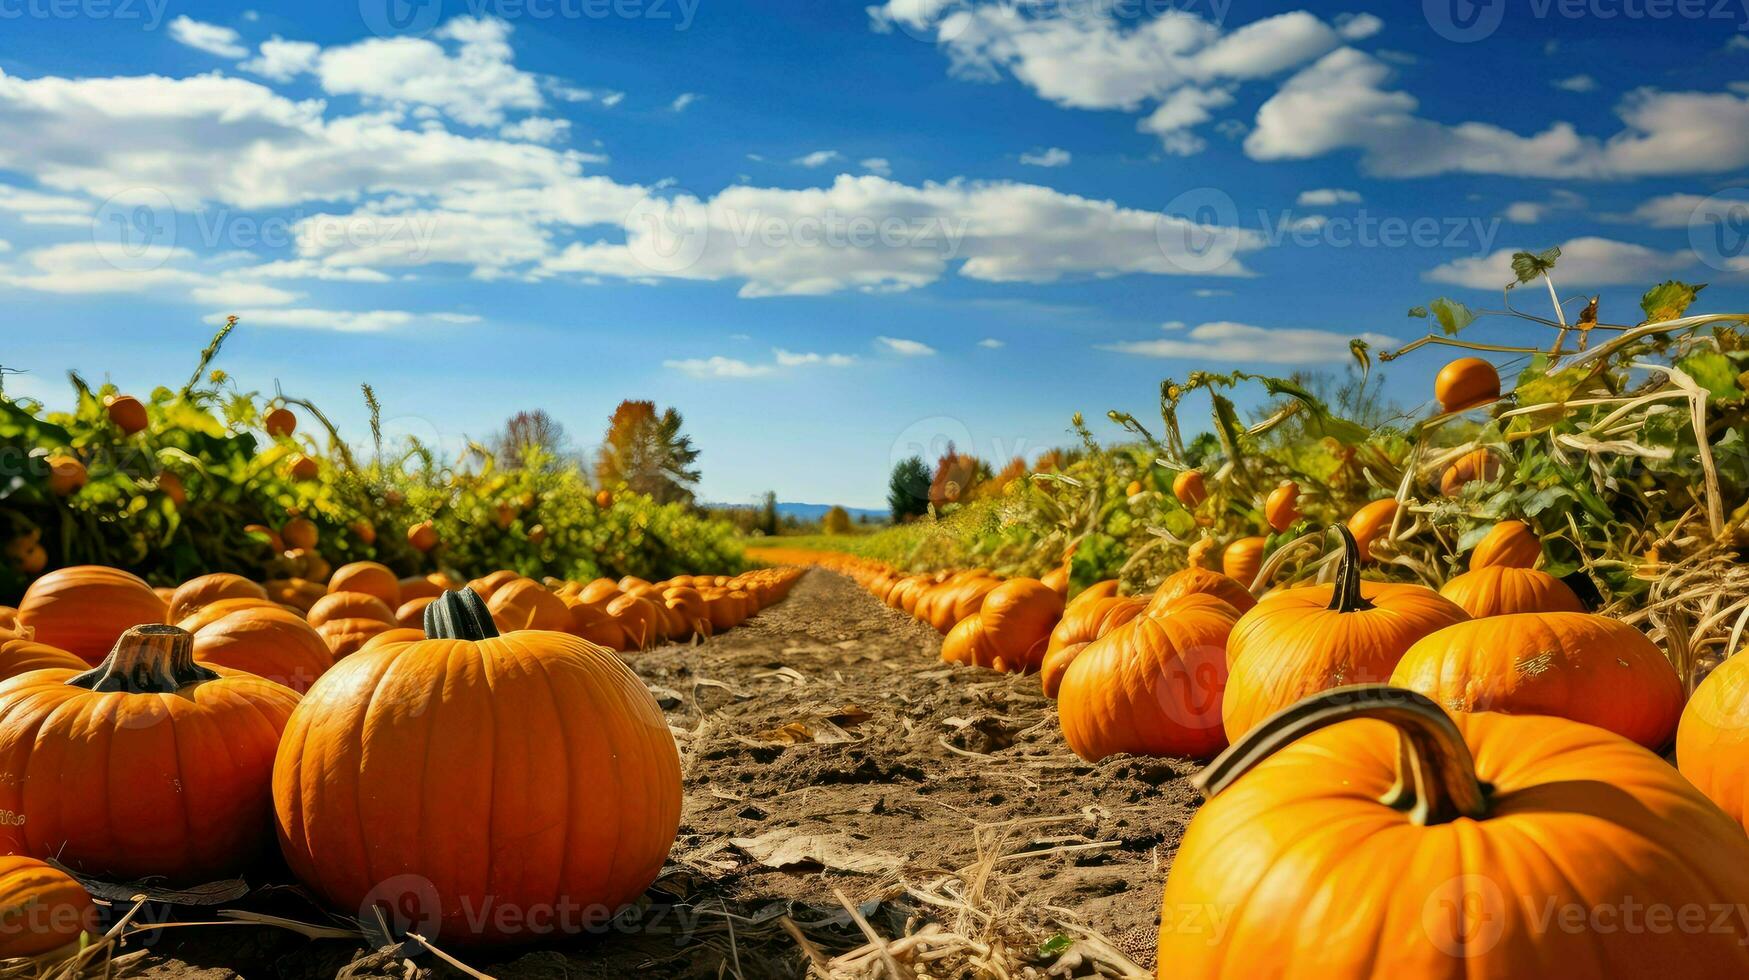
[102,569,1189,978]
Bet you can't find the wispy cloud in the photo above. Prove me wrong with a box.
[877,336,936,356]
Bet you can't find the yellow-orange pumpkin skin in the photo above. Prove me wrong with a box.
[1057,594,1238,761]
[1221,537,1267,589]
[1346,499,1399,561]
[1678,653,1749,833]
[1434,356,1500,413]
[1222,530,1467,741]
[1264,482,1301,532]
[192,605,333,694]
[169,572,270,625]
[307,591,396,629]
[1146,567,1256,616]
[327,562,401,609]
[16,566,169,665]
[1392,613,1682,749]
[1162,690,1749,979]
[1439,448,1502,496]
[0,636,86,681]
[1173,470,1207,507]
[273,590,681,947]
[977,578,1063,673]
[1438,565,1586,618]
[0,856,96,958]
[487,578,573,633]
[0,626,298,882]
[1040,596,1145,698]
[1471,519,1542,569]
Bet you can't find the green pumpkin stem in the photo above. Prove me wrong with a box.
[424,588,499,640]
[1193,685,1490,827]
[1326,524,1374,613]
[67,624,219,694]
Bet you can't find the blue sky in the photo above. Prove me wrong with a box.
[1,1,1746,508]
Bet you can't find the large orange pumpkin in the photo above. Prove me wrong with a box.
[466,570,523,600]
[306,592,396,629]
[487,578,573,632]
[1145,567,1255,616]
[317,617,393,658]
[16,565,169,665]
[1039,595,1145,698]
[0,635,87,681]
[1067,579,1120,610]
[192,605,334,693]
[0,856,95,958]
[1162,685,1749,978]
[1678,652,1749,833]
[1057,593,1239,761]
[168,572,269,625]
[1391,612,1682,749]
[976,578,1063,673]
[1470,519,1542,569]
[1439,564,1585,617]
[563,595,629,650]
[1221,526,1468,741]
[273,590,681,946]
[0,625,298,881]
[328,562,401,609]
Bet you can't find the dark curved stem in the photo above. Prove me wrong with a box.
[1326,524,1374,613]
[1193,685,1490,826]
[424,588,498,640]
[68,625,218,693]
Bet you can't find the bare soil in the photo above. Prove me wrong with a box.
[104,569,1198,979]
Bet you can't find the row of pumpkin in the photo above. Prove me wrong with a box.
[814,520,1744,830]
[0,560,802,957]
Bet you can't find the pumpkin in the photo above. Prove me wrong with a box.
[399,574,448,602]
[1146,567,1255,616]
[306,592,396,629]
[1439,564,1586,617]
[1066,579,1120,610]
[1221,526,1468,741]
[1125,480,1144,496]
[1390,612,1681,749]
[158,471,186,508]
[245,523,284,551]
[973,579,1062,673]
[1039,595,1145,698]
[191,605,333,694]
[4,536,46,577]
[104,393,148,434]
[596,489,614,508]
[17,565,168,665]
[282,518,318,551]
[563,595,628,650]
[940,615,988,667]
[317,617,393,658]
[1040,564,1070,597]
[1346,498,1399,561]
[0,635,86,681]
[1221,537,1267,588]
[1057,593,1239,761]
[0,625,298,882]
[1434,355,1500,413]
[466,570,523,600]
[350,521,376,545]
[1172,470,1207,507]
[396,596,437,628]
[45,454,86,496]
[168,572,269,625]
[487,578,573,633]
[273,589,681,947]
[1264,482,1301,532]
[265,577,326,612]
[579,579,623,606]
[177,595,283,632]
[1678,652,1749,833]
[1439,448,1501,496]
[264,406,297,438]
[287,454,319,481]
[1471,519,1541,569]
[1162,685,1749,977]
[608,593,663,649]
[407,521,438,552]
[0,606,20,638]
[361,627,424,650]
[0,856,95,958]
[328,562,401,608]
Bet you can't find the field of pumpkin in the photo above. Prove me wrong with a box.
[0,277,1747,979]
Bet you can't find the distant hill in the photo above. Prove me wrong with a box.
[705,501,889,522]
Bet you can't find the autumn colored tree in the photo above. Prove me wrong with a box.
[969,456,1027,500]
[491,410,569,470]
[928,443,986,510]
[594,400,701,504]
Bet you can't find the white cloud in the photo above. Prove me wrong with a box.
[877,336,936,356]
[860,157,893,175]
[1019,147,1071,167]
[238,260,394,283]
[169,16,249,59]
[1333,13,1384,40]
[1101,321,1393,365]
[1139,86,1233,154]
[1425,237,1695,289]
[540,174,1263,297]
[670,92,699,112]
[499,117,572,143]
[189,281,299,306]
[0,185,91,217]
[977,337,1004,348]
[1729,36,1749,51]
[1612,193,1711,228]
[774,348,856,367]
[1554,74,1597,93]
[1503,191,1583,224]
[1294,188,1361,206]
[665,356,774,378]
[205,308,419,331]
[1192,288,1232,297]
[794,150,843,168]
[240,38,320,81]
[1250,48,1749,178]
[431,312,482,323]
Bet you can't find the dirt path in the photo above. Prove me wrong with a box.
[117,569,1198,979]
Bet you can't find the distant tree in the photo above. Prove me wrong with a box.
[822,505,853,535]
[888,455,931,522]
[970,456,1027,499]
[757,491,779,536]
[928,442,984,510]
[491,410,568,470]
[594,400,701,504]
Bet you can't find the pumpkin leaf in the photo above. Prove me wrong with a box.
[1510,246,1561,285]
[1640,280,1704,324]
[1676,351,1742,401]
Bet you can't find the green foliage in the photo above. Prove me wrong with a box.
[1641,280,1705,324]
[1510,246,1562,284]
[888,455,930,522]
